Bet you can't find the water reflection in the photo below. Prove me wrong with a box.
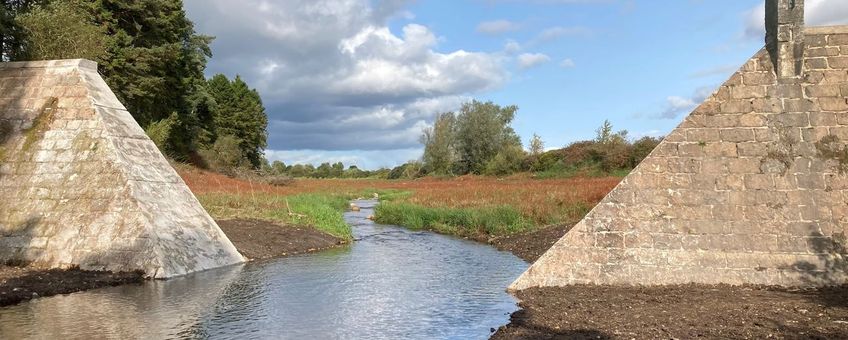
[0,200,527,339]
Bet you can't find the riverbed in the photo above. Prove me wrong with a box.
[0,200,527,339]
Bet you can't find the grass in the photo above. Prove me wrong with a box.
[177,164,621,240]
[534,162,631,179]
[375,202,532,237]
[197,192,353,240]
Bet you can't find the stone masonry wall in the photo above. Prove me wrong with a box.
[0,60,244,278]
[511,26,848,290]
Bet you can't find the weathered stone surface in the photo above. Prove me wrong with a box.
[0,59,244,279]
[511,13,848,289]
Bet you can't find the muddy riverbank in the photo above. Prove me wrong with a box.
[217,219,346,260]
[0,266,143,307]
[0,218,344,307]
[491,224,848,339]
[493,284,848,339]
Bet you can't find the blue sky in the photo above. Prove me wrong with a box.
[184,0,848,169]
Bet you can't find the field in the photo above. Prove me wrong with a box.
[176,165,621,238]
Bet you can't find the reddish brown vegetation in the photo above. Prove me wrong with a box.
[177,165,621,226]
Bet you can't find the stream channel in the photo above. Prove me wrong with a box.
[0,199,528,339]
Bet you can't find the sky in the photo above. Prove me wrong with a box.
[183,0,848,170]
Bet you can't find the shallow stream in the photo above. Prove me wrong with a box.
[0,200,527,339]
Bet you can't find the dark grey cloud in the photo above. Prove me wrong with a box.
[184,0,507,154]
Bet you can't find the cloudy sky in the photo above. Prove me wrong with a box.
[184,0,848,169]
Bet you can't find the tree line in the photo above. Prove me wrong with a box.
[416,100,663,179]
[1,0,267,169]
[268,100,662,180]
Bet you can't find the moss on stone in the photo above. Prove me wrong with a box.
[71,130,97,152]
[22,97,58,153]
[0,120,13,163]
[815,135,848,174]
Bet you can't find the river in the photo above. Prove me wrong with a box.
[0,199,528,339]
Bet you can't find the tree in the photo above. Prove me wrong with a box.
[271,160,286,175]
[1,0,50,61]
[14,0,105,60]
[421,112,456,175]
[453,100,521,174]
[87,0,213,128]
[485,144,527,176]
[198,134,246,174]
[206,74,268,168]
[331,162,344,178]
[529,133,544,156]
[630,136,662,167]
[315,162,332,178]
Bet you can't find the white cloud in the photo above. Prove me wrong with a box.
[534,26,591,43]
[504,40,522,54]
[265,148,424,169]
[476,20,521,35]
[560,58,576,68]
[744,0,848,39]
[517,53,551,69]
[184,0,508,157]
[656,86,714,119]
[689,64,738,78]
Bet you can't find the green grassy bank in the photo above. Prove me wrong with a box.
[373,202,533,238]
[198,192,353,240]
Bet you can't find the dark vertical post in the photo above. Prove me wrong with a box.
[766,0,805,81]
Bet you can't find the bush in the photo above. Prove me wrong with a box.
[145,113,179,156]
[198,135,247,175]
[484,144,527,176]
[374,202,531,237]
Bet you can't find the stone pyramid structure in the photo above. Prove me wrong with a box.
[511,0,848,289]
[0,59,244,278]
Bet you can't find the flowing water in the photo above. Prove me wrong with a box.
[0,200,528,339]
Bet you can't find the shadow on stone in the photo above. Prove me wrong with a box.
[780,226,848,307]
[0,216,145,307]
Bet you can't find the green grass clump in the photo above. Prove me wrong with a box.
[534,162,630,179]
[374,202,532,238]
[197,192,352,240]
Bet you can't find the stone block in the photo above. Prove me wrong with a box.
[819,97,848,111]
[511,30,848,290]
[0,60,244,279]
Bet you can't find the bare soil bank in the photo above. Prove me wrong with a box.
[0,266,143,307]
[487,223,573,263]
[490,224,848,339]
[0,219,344,307]
[217,218,346,260]
[493,284,848,339]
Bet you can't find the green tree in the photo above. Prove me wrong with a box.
[529,133,544,156]
[484,144,527,176]
[198,134,246,174]
[1,0,50,61]
[454,100,521,174]
[315,162,332,178]
[630,136,662,167]
[87,0,213,128]
[206,74,268,168]
[15,0,105,61]
[271,160,286,175]
[331,162,344,178]
[421,112,456,175]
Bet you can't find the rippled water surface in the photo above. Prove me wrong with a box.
[0,200,527,339]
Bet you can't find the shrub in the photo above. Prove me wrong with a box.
[198,135,247,175]
[484,144,527,176]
